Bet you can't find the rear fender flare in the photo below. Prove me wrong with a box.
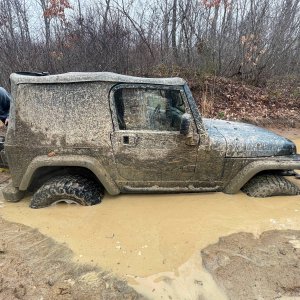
[19,155,120,195]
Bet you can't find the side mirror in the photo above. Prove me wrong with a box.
[180,113,191,135]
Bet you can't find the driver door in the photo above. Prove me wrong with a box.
[110,84,199,189]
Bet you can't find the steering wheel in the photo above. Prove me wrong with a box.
[150,104,161,128]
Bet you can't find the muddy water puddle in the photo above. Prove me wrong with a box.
[2,192,300,299]
[2,190,300,276]
[1,137,300,299]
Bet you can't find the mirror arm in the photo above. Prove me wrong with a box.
[185,130,197,146]
[180,113,191,135]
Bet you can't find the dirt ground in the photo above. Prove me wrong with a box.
[0,217,142,300]
[202,230,300,300]
[0,128,300,300]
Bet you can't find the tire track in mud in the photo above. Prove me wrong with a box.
[0,217,142,300]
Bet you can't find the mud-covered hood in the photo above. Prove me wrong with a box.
[203,119,296,157]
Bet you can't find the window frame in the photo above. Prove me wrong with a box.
[109,83,193,133]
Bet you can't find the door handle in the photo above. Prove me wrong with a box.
[122,134,137,146]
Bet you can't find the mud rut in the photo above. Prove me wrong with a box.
[2,205,300,300]
[0,217,141,300]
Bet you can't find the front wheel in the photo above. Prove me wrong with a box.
[30,175,104,209]
[241,174,300,197]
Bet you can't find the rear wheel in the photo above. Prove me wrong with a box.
[241,174,300,197]
[30,175,104,209]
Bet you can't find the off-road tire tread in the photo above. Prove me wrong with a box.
[241,174,300,197]
[30,175,104,209]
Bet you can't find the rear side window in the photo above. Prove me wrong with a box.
[114,88,185,131]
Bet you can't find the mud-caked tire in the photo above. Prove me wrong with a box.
[30,175,104,209]
[241,174,300,197]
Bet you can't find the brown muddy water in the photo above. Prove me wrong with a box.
[1,137,300,299]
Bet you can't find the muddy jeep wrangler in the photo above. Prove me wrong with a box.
[3,72,300,208]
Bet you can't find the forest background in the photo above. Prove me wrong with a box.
[0,0,299,125]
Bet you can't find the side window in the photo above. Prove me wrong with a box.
[114,88,186,131]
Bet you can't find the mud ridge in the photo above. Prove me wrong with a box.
[0,217,143,300]
[201,230,300,300]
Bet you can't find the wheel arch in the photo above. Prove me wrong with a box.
[19,155,120,195]
[224,159,300,194]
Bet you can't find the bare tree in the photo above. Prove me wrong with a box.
[0,0,299,86]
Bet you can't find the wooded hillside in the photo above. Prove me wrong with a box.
[0,0,299,125]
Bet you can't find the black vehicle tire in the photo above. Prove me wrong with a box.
[30,175,104,209]
[241,174,300,197]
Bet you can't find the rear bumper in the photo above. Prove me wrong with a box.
[2,182,25,202]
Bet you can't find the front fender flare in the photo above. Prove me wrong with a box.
[224,156,300,194]
[19,155,120,195]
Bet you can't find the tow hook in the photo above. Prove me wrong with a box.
[280,170,300,179]
[281,170,296,176]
